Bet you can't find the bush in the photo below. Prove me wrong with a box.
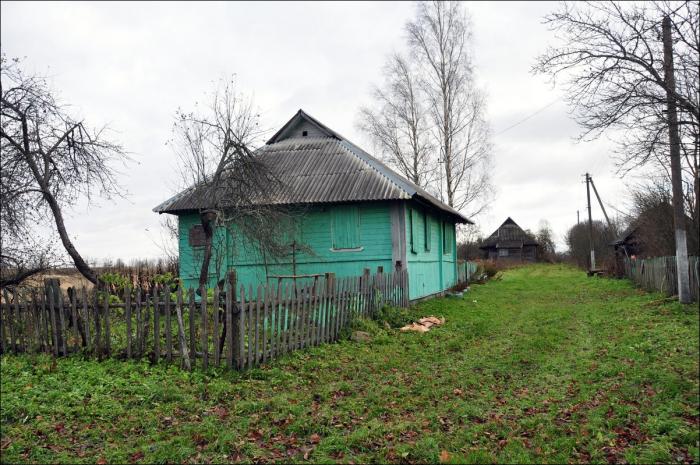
[480,260,499,278]
[375,305,413,328]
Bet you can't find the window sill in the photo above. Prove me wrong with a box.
[329,247,364,253]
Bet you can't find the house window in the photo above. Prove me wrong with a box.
[443,222,453,255]
[189,224,206,247]
[424,211,431,252]
[498,248,509,257]
[331,205,361,249]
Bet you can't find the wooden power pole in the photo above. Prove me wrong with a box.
[662,15,691,304]
[585,173,595,272]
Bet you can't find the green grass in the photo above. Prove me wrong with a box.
[1,264,698,464]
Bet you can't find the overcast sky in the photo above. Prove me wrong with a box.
[2,1,635,261]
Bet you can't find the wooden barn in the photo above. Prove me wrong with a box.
[480,217,538,262]
[154,110,472,301]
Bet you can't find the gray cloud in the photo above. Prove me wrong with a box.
[2,1,631,258]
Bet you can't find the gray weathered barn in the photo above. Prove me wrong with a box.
[480,217,539,262]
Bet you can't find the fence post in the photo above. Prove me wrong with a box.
[227,270,236,369]
[325,273,335,343]
[175,287,191,371]
[45,280,60,356]
[200,284,208,370]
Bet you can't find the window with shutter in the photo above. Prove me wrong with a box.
[443,222,453,255]
[331,205,361,249]
[189,224,206,247]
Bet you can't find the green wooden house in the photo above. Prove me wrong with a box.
[154,110,472,300]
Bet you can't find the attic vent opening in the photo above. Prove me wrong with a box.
[302,130,308,137]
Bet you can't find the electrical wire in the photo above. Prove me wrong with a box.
[493,97,562,136]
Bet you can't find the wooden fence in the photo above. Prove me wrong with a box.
[623,255,699,302]
[0,268,409,370]
[457,260,479,284]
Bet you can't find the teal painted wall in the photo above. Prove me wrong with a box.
[405,204,457,300]
[177,202,394,292]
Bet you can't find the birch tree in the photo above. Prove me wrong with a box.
[359,54,434,189]
[406,0,493,216]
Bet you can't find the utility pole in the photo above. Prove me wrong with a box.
[662,15,691,304]
[585,173,595,272]
[577,210,580,225]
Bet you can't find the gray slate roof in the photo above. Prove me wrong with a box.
[154,110,471,223]
[480,217,538,248]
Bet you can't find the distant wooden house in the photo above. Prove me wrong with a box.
[154,110,472,300]
[480,217,538,262]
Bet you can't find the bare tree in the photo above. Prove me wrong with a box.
[170,78,290,289]
[566,220,620,270]
[535,220,557,262]
[1,56,127,285]
[627,181,699,256]
[0,236,56,287]
[535,1,699,220]
[406,1,493,216]
[538,1,699,192]
[358,54,434,189]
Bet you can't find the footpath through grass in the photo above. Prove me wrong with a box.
[1,264,698,464]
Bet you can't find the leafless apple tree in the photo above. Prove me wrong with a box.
[359,1,493,219]
[170,78,291,289]
[0,56,128,285]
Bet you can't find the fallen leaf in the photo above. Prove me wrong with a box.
[309,433,321,444]
[130,451,145,463]
[439,450,451,463]
[96,457,107,465]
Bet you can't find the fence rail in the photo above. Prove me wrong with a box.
[0,268,409,369]
[623,255,699,302]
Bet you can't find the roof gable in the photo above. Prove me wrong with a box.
[481,217,538,248]
[267,110,341,144]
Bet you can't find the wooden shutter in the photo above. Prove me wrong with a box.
[331,205,360,249]
[410,208,420,254]
[424,211,431,252]
[443,222,453,255]
[189,225,206,247]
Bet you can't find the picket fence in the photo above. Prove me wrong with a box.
[623,255,699,302]
[0,268,409,370]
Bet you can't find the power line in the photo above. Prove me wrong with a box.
[493,97,562,136]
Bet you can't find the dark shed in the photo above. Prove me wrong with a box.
[480,217,539,262]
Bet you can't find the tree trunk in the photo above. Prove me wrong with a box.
[20,116,99,285]
[198,210,217,289]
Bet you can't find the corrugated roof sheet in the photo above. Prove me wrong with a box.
[154,110,471,223]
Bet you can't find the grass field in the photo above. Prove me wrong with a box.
[1,264,698,464]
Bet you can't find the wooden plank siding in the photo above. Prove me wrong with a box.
[405,203,458,300]
[176,199,459,302]
[177,202,396,293]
